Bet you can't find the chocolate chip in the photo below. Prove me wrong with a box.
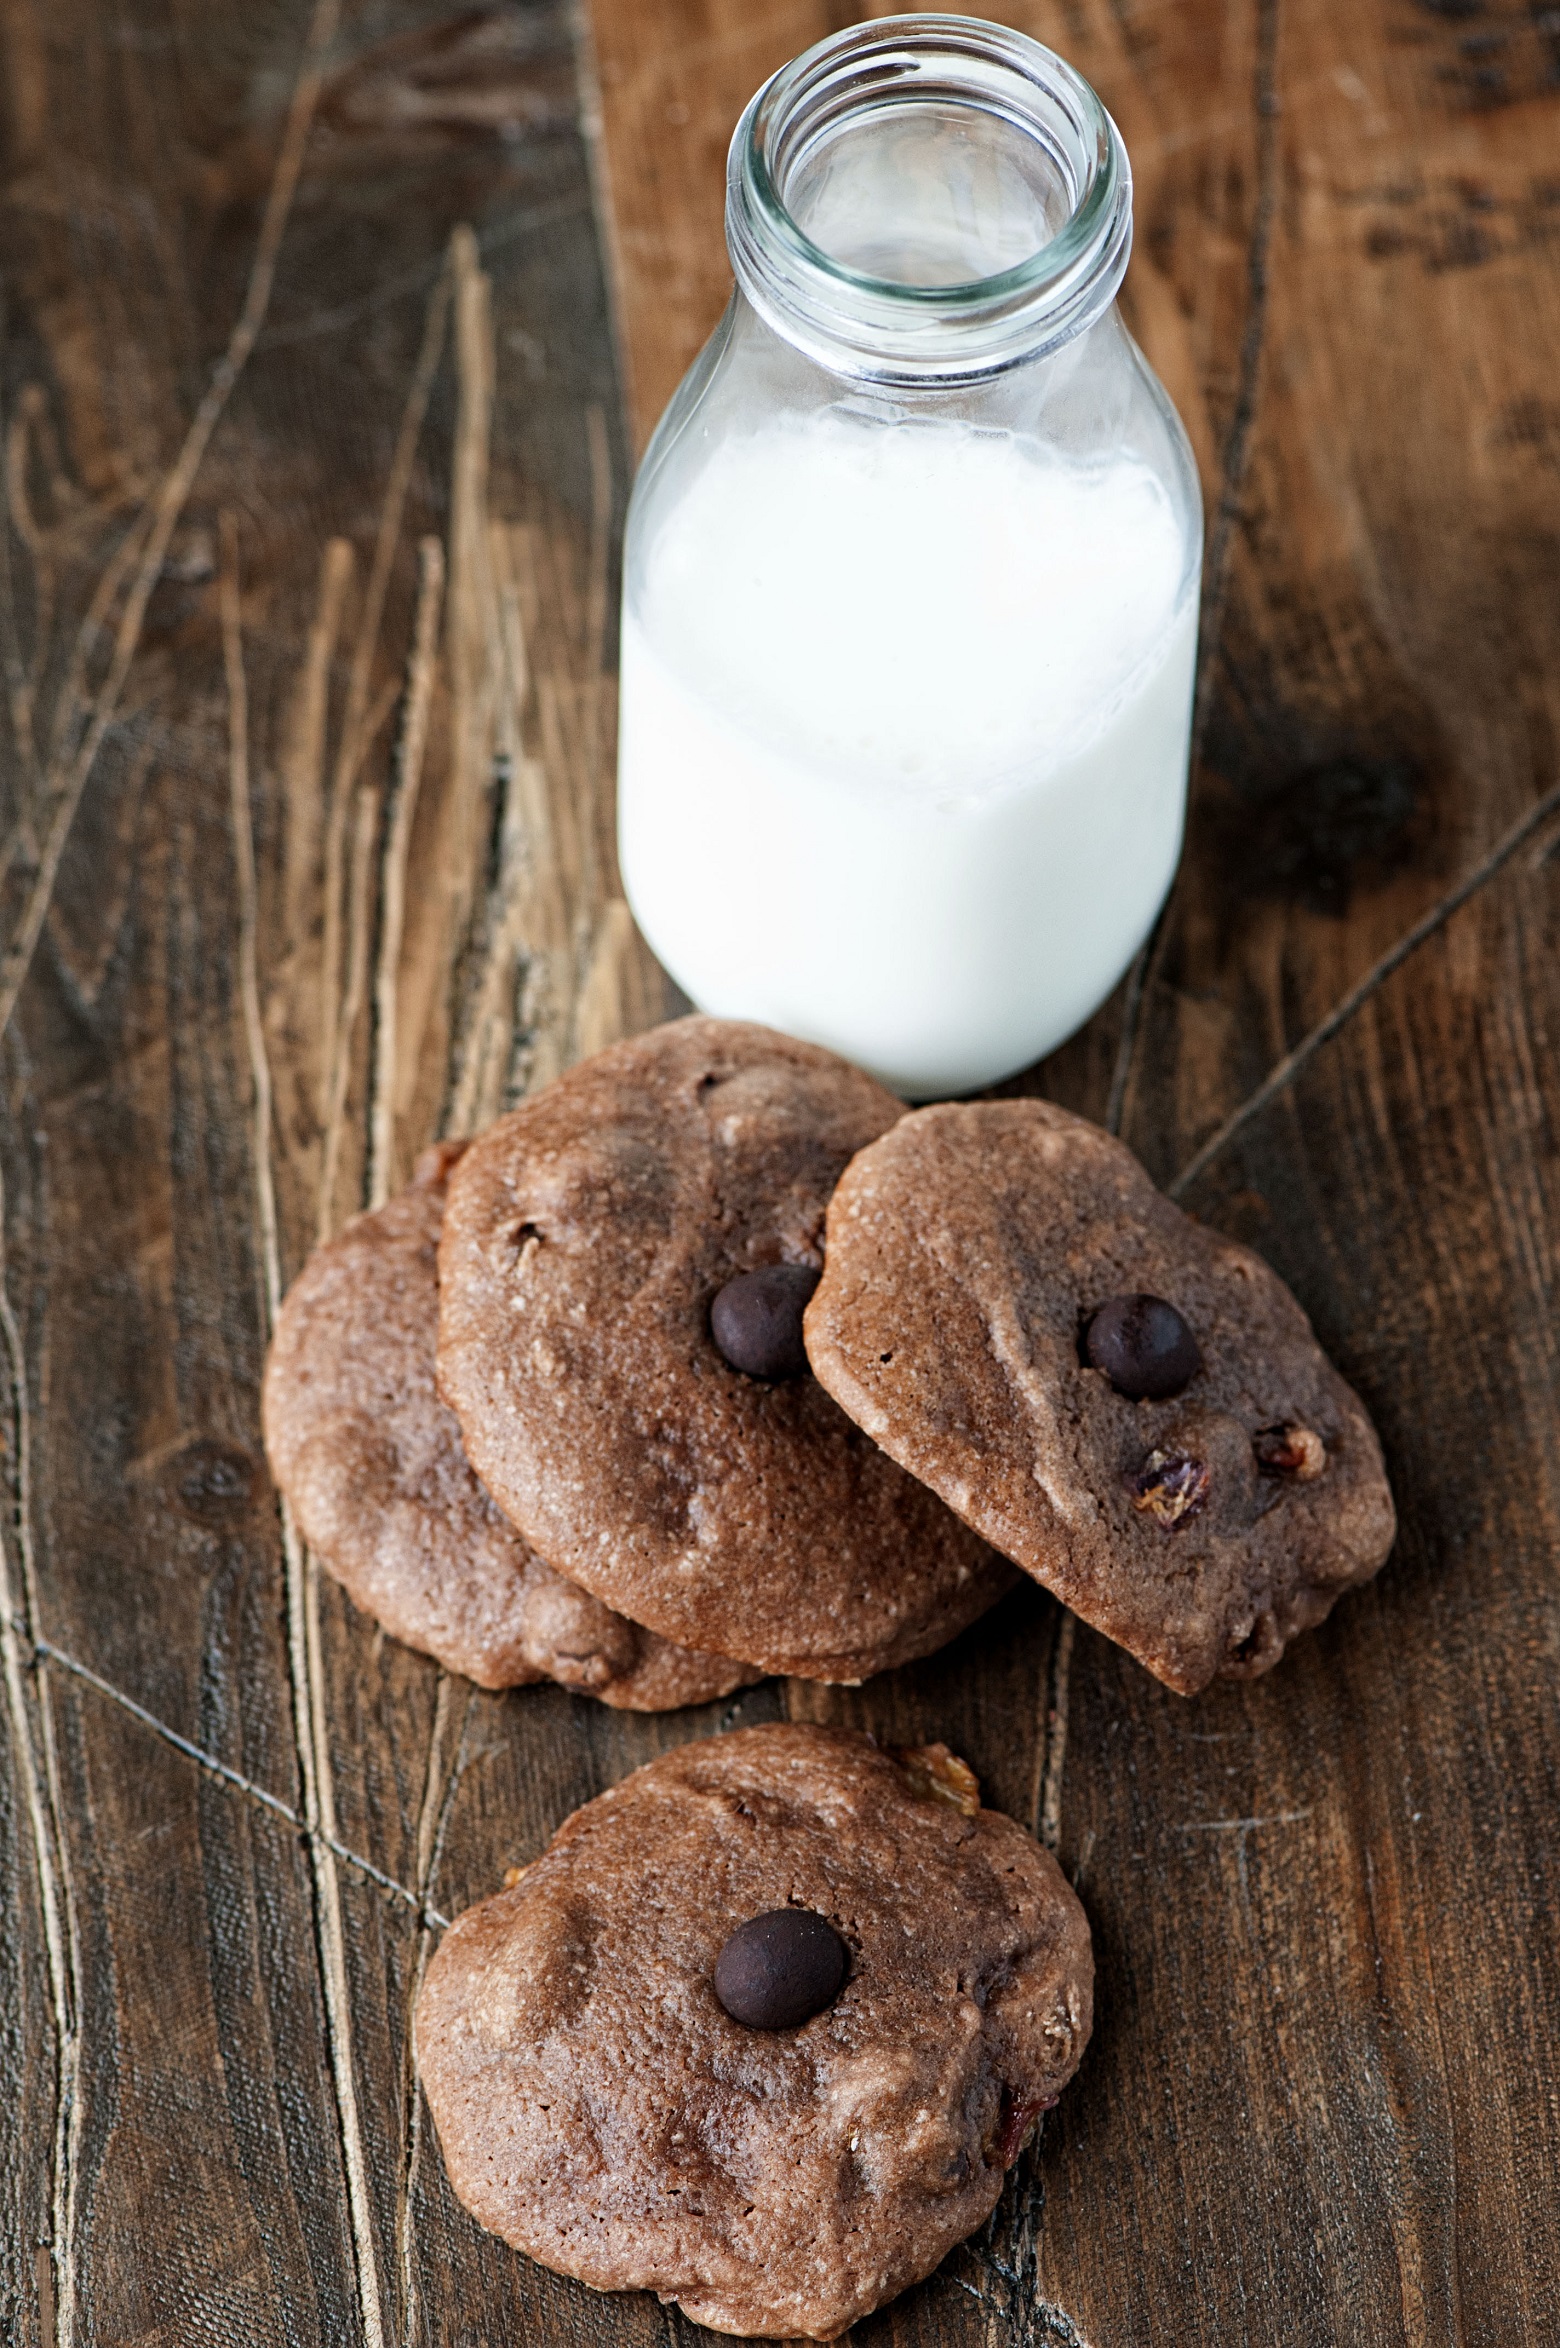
[713,1907,847,2030]
[1084,1293,1201,1401]
[1127,1446,1211,1528]
[710,1264,820,1380]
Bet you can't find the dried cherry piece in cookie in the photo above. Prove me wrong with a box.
[993,2084,1058,2168]
[1254,1422,1327,1480]
[1127,1447,1211,1529]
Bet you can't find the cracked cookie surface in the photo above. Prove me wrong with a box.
[804,1099,1396,1695]
[262,1145,756,1708]
[415,1723,1092,2340]
[435,1019,1013,1681]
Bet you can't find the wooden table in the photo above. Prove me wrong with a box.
[1,1,1556,2340]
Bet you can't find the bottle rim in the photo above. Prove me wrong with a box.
[725,13,1133,386]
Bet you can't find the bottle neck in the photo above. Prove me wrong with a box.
[725,14,1133,391]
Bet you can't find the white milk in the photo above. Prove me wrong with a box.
[619,410,1198,1096]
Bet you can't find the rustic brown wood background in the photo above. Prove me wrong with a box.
[0,0,1556,2341]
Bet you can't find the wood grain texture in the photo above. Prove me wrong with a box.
[0,3,690,2342]
[0,0,1556,2341]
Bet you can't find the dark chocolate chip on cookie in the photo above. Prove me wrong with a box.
[435,1019,1014,1683]
[415,1725,1092,2340]
[804,1100,1396,1695]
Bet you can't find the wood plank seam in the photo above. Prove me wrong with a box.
[395,1671,456,2348]
[0,0,343,1054]
[1168,769,1560,1198]
[1019,0,1281,2194]
[568,0,638,442]
[0,1165,83,2348]
[223,514,389,2348]
[1104,0,1283,1142]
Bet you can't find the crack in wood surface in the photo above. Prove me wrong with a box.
[370,536,446,1210]
[27,1632,448,1931]
[441,226,508,1137]
[0,0,342,1052]
[1104,0,1282,1141]
[0,1165,82,2348]
[319,260,453,1237]
[223,514,388,2348]
[1169,768,1560,1198]
[395,1679,475,2348]
[966,2115,1097,2348]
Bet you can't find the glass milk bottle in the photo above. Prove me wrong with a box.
[618,13,1202,1098]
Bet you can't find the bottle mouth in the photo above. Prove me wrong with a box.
[726,14,1132,386]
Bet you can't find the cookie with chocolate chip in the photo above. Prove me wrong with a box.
[415,1724,1092,2340]
[262,1145,756,1709]
[435,1020,1014,1682]
[803,1100,1396,1695]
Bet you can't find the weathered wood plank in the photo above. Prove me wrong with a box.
[582,2,1560,2345]
[0,1,692,2340]
[2,0,1557,2339]
[1122,0,1560,1176]
[1037,846,1560,2342]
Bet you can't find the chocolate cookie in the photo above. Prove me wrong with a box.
[261,1145,756,1709]
[415,1724,1092,2339]
[804,1100,1396,1695]
[435,1019,1014,1682]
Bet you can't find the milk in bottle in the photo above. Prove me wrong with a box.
[618,15,1203,1096]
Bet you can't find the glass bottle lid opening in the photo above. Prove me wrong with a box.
[727,14,1133,385]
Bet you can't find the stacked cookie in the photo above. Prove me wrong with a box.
[262,1014,1396,2339]
[263,1017,1018,1706]
[265,1013,1394,1707]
